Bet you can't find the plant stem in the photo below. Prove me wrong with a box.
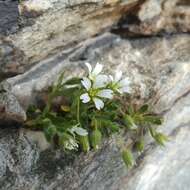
[77,97,80,124]
[119,108,126,116]
[94,118,98,130]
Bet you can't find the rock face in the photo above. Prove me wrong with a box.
[1,0,190,79]
[0,37,26,80]
[0,81,26,124]
[1,33,190,190]
[0,0,19,35]
[0,0,190,189]
[112,0,190,36]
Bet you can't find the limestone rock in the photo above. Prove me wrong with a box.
[0,0,19,35]
[0,0,139,81]
[0,37,26,81]
[0,82,26,124]
[1,33,190,189]
[1,0,189,80]
[113,0,190,36]
[14,0,137,65]
[0,0,190,189]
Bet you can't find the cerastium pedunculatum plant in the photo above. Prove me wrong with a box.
[26,63,168,168]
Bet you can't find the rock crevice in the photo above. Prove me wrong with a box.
[0,0,190,189]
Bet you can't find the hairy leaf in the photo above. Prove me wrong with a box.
[44,123,57,142]
[90,129,102,150]
[134,139,144,152]
[124,115,134,129]
[122,149,134,168]
[143,115,163,125]
[78,135,90,153]
[138,104,149,113]
[154,133,169,146]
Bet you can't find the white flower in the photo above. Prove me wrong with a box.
[109,71,131,94]
[65,138,79,150]
[93,74,108,88]
[70,125,88,136]
[80,93,91,103]
[93,97,104,110]
[80,77,113,110]
[85,62,103,80]
[97,89,113,99]
[81,77,91,91]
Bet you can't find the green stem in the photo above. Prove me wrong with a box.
[94,118,98,130]
[77,97,80,124]
[119,108,126,116]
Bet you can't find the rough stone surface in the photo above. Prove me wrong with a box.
[0,0,190,189]
[112,0,190,36]
[1,0,190,78]
[0,0,19,35]
[0,81,26,124]
[1,33,190,189]
[0,37,26,81]
[15,0,136,65]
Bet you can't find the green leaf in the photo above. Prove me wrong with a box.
[27,105,38,114]
[58,133,70,145]
[138,104,149,113]
[52,86,79,97]
[97,118,119,133]
[124,115,134,129]
[56,72,65,88]
[127,105,134,115]
[64,77,81,85]
[90,129,102,150]
[107,122,120,133]
[78,135,90,153]
[143,115,163,125]
[154,133,169,146]
[70,97,79,115]
[148,126,156,138]
[43,123,57,142]
[134,140,144,152]
[58,133,78,150]
[122,149,134,168]
[51,117,75,131]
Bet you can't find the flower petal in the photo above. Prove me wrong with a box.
[93,74,108,88]
[92,63,103,76]
[80,93,90,103]
[115,71,122,82]
[97,89,113,99]
[81,77,91,90]
[93,98,104,110]
[120,86,131,93]
[118,77,131,87]
[85,62,92,73]
[71,126,88,136]
[109,75,114,82]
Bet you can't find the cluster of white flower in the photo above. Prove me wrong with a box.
[64,138,79,150]
[80,63,131,110]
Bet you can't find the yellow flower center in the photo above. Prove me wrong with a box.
[89,88,99,97]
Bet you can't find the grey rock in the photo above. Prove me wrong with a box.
[0,37,26,81]
[0,81,26,124]
[113,0,190,36]
[13,0,134,65]
[0,0,19,35]
[1,33,190,189]
[0,0,138,79]
[1,0,189,80]
[0,0,190,189]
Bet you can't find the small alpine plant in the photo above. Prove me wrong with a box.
[26,62,168,168]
